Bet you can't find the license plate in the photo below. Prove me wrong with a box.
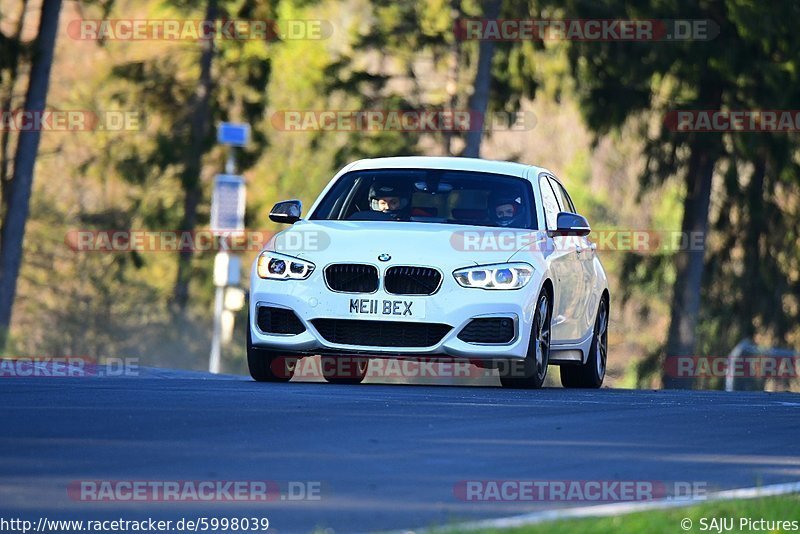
[347,298,426,319]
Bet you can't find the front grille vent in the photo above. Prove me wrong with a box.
[384,266,442,295]
[325,264,379,293]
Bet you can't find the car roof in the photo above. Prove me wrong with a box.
[347,156,551,180]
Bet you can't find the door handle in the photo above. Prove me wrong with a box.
[575,244,583,254]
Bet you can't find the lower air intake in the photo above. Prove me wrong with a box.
[457,317,515,344]
[257,306,306,335]
[311,319,451,347]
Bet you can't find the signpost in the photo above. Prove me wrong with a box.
[211,175,246,232]
[217,122,251,147]
[209,123,250,374]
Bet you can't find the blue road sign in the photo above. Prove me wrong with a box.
[217,122,250,147]
[211,175,246,232]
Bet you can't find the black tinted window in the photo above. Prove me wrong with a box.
[310,169,537,229]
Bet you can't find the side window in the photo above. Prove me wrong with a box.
[539,175,560,230]
[550,178,576,214]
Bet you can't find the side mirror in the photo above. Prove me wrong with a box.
[269,200,302,224]
[550,212,591,237]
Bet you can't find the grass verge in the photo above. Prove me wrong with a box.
[461,495,800,533]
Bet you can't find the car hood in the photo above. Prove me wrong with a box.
[268,220,543,269]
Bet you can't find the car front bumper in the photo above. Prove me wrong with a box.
[249,268,541,360]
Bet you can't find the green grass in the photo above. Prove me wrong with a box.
[456,495,800,533]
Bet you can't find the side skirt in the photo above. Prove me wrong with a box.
[549,330,593,365]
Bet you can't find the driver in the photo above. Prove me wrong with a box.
[369,180,411,216]
[489,195,526,228]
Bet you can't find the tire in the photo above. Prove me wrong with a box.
[561,297,608,389]
[321,356,370,385]
[500,289,552,389]
[246,314,297,383]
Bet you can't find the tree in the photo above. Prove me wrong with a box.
[552,0,800,386]
[0,0,63,348]
[172,0,218,311]
[463,0,501,158]
[106,0,274,314]
[700,0,800,364]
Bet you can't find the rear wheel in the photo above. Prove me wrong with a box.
[561,298,608,389]
[247,314,297,382]
[321,356,370,385]
[500,290,551,389]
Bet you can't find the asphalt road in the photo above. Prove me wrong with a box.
[1,368,800,533]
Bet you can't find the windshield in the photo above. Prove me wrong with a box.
[309,169,537,229]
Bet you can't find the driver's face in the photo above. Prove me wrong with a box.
[495,203,515,218]
[377,197,401,212]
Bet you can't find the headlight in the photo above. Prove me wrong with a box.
[453,263,533,290]
[257,252,315,280]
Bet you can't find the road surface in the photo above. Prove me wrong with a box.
[1,368,799,532]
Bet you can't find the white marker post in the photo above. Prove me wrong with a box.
[209,123,250,373]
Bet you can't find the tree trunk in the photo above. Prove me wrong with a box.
[442,0,461,156]
[462,0,500,158]
[1,0,32,222]
[661,138,718,388]
[172,0,218,311]
[0,0,63,348]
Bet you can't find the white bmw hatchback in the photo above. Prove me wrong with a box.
[248,156,609,388]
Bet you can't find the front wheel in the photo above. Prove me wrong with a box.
[247,316,297,382]
[561,297,608,389]
[500,289,552,389]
